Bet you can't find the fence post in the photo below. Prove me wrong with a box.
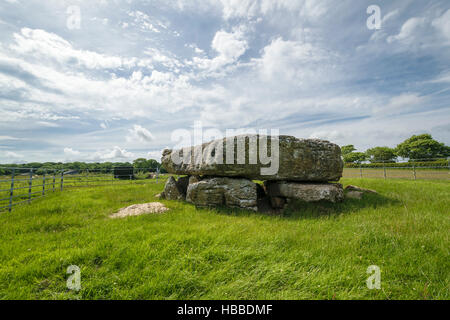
[42,170,46,196]
[359,165,362,179]
[9,169,15,212]
[28,169,33,203]
[413,165,416,180]
[383,163,387,180]
[60,171,64,191]
[156,167,160,183]
[447,157,450,177]
[53,170,56,192]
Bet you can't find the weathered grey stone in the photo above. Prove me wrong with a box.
[161,135,343,182]
[163,176,184,200]
[186,177,258,211]
[188,175,201,184]
[265,181,344,203]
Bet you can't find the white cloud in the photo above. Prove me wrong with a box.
[10,28,147,70]
[382,9,400,24]
[432,9,450,42]
[126,125,155,143]
[93,146,135,160]
[128,10,168,33]
[220,0,259,20]
[212,29,248,65]
[255,37,335,85]
[64,147,81,156]
[374,93,426,115]
[61,146,139,162]
[143,47,182,69]
[429,72,450,84]
[387,17,426,44]
[5,151,23,158]
[147,150,162,161]
[219,0,328,20]
[192,28,248,72]
[309,130,345,143]
[37,121,60,127]
[0,135,23,141]
[0,48,197,121]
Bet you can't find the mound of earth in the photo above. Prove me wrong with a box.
[110,202,169,218]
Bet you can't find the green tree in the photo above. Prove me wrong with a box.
[147,159,160,171]
[341,145,356,156]
[133,158,148,169]
[395,134,450,160]
[133,158,161,172]
[343,152,367,163]
[366,146,397,162]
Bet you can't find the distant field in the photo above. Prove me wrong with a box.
[0,177,448,300]
[343,168,449,180]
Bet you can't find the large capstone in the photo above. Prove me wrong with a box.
[161,135,343,182]
[265,181,344,203]
[186,177,258,211]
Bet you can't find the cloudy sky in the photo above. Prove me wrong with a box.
[0,0,449,163]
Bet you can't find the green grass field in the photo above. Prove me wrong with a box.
[0,177,448,300]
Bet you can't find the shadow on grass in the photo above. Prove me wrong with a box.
[196,192,401,220]
[283,193,400,220]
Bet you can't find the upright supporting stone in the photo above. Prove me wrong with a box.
[163,176,186,201]
[186,177,258,211]
[265,181,344,203]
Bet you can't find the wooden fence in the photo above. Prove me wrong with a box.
[0,167,161,213]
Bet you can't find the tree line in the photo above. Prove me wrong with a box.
[342,134,450,163]
[0,158,167,175]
